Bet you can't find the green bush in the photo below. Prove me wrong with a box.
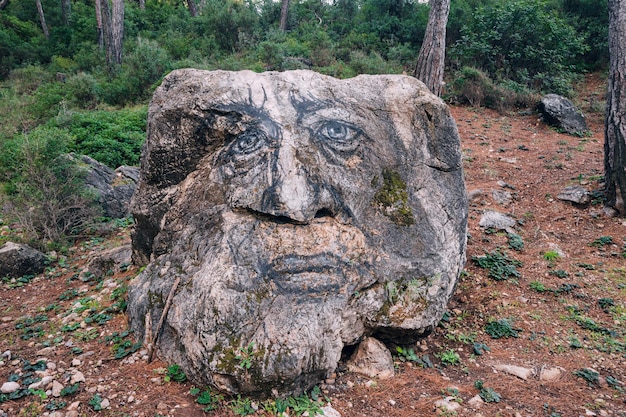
[0,127,100,245]
[51,107,147,168]
[449,0,587,94]
[446,66,539,112]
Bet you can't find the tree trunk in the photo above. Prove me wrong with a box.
[279,0,290,31]
[111,0,124,66]
[35,0,50,39]
[139,0,144,10]
[605,0,626,215]
[99,0,124,71]
[414,0,450,97]
[95,0,104,50]
[61,0,71,25]
[187,0,197,17]
[0,0,10,10]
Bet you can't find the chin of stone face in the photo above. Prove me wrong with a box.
[127,69,468,397]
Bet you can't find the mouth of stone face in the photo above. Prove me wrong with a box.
[263,253,353,294]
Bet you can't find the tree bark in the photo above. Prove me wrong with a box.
[95,0,104,50]
[61,0,71,25]
[187,0,197,17]
[139,0,144,10]
[35,0,50,39]
[99,0,124,71]
[0,0,10,10]
[414,0,450,97]
[605,0,626,215]
[279,0,290,31]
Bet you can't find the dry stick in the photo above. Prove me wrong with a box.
[148,276,181,363]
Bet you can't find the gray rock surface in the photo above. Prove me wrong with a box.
[85,245,132,278]
[0,242,47,279]
[557,185,591,205]
[128,69,468,397]
[69,154,139,219]
[479,210,517,232]
[538,94,589,136]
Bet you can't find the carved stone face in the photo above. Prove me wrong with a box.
[129,69,467,396]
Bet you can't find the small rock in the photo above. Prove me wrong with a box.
[0,317,12,323]
[585,409,597,416]
[51,380,64,397]
[492,189,513,206]
[494,364,534,380]
[28,376,53,390]
[100,398,110,409]
[539,366,565,382]
[388,399,396,406]
[467,394,484,409]
[0,381,20,394]
[479,210,516,233]
[315,405,341,417]
[157,402,168,410]
[434,396,461,412]
[1,351,11,360]
[346,337,394,380]
[70,371,85,384]
[36,346,56,356]
[66,412,79,417]
[71,359,81,367]
[127,395,135,403]
[46,362,56,370]
[67,401,80,411]
[557,185,591,205]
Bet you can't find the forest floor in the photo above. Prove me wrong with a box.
[1,73,625,417]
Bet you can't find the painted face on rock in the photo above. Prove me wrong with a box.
[129,70,467,396]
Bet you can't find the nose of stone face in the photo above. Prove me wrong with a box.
[261,143,324,223]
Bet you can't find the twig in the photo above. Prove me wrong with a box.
[148,276,181,363]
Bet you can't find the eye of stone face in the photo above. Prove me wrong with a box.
[231,128,268,155]
[316,120,361,153]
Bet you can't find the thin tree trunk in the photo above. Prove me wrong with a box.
[187,0,197,17]
[111,0,124,66]
[0,0,10,10]
[414,0,450,97]
[61,0,71,25]
[279,0,290,31]
[605,0,626,216]
[100,0,124,71]
[35,0,50,39]
[95,0,104,50]
[139,0,144,10]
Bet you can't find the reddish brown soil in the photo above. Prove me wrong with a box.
[1,73,625,417]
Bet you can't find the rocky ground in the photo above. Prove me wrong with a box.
[1,73,625,417]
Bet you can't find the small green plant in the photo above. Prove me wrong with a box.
[437,349,461,366]
[471,249,522,281]
[598,298,615,312]
[590,236,613,247]
[543,250,561,262]
[230,395,255,416]
[235,342,255,370]
[574,368,600,387]
[165,364,187,383]
[89,394,103,411]
[472,342,490,356]
[549,269,569,279]
[60,383,80,397]
[485,318,521,339]
[507,233,524,251]
[190,387,223,412]
[395,346,420,362]
[529,281,547,292]
[474,380,501,403]
[105,330,142,359]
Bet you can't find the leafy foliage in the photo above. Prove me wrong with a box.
[485,318,521,339]
[471,249,522,281]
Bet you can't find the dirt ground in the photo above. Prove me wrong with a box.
[1,73,625,417]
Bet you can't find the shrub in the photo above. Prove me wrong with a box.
[449,0,587,94]
[0,127,101,245]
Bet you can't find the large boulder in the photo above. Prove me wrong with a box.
[538,94,589,136]
[127,69,468,397]
[0,242,47,278]
[71,154,139,219]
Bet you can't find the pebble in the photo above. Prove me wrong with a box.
[28,376,53,390]
[0,381,19,394]
[101,398,110,409]
[388,399,396,406]
[67,401,80,411]
[467,394,484,409]
[51,380,64,397]
[71,359,81,367]
[70,371,85,384]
